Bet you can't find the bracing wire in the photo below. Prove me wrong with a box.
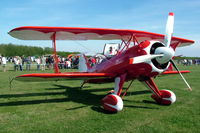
[73,40,115,65]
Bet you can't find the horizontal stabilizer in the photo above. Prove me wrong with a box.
[15,72,115,82]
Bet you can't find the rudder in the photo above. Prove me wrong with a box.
[78,54,90,72]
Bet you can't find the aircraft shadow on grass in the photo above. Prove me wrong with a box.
[0,84,158,113]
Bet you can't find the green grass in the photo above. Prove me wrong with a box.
[0,65,199,133]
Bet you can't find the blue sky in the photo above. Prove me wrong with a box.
[0,0,200,56]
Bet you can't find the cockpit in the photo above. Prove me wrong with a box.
[95,43,120,64]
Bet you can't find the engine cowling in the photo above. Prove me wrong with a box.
[139,40,173,74]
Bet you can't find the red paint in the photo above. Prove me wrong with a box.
[17,43,156,82]
[138,40,150,49]
[137,49,147,56]
[117,73,127,96]
[151,90,173,105]
[101,94,118,112]
[145,78,161,97]
[17,72,115,78]
[149,72,159,77]
[102,95,118,105]
[129,58,134,64]
[83,54,92,69]
[169,12,174,16]
[162,70,190,75]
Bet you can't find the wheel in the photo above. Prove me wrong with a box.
[101,94,123,112]
[151,89,176,105]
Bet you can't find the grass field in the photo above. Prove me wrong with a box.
[0,65,199,133]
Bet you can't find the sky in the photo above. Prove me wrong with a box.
[0,0,200,56]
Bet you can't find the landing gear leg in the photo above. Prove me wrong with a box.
[101,73,126,112]
[144,78,176,105]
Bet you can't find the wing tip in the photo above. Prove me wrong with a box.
[169,12,174,16]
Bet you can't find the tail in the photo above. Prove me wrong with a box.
[78,54,91,72]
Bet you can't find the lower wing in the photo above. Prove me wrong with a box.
[162,70,190,75]
[15,72,115,82]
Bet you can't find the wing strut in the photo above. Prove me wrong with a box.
[52,33,60,73]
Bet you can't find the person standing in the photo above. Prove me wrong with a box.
[18,56,23,71]
[67,60,71,69]
[36,57,41,71]
[41,56,46,71]
[2,55,7,72]
[26,56,31,71]
[13,56,19,71]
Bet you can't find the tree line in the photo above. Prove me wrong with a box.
[0,43,79,57]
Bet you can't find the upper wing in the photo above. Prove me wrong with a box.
[15,72,115,82]
[9,26,194,47]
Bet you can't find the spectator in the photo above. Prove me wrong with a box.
[26,56,31,71]
[13,56,19,71]
[41,56,46,71]
[46,56,53,69]
[36,57,41,71]
[18,56,23,71]
[2,55,7,72]
[73,56,79,69]
[60,57,65,69]
[67,60,71,68]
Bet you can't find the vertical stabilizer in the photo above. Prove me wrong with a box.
[78,54,90,72]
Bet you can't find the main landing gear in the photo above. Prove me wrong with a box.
[144,78,176,105]
[101,75,176,113]
[101,94,123,112]
[101,74,126,112]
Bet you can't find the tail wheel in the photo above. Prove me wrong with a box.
[101,94,123,112]
[151,89,176,105]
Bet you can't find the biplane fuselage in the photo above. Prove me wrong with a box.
[87,40,170,83]
[8,13,194,112]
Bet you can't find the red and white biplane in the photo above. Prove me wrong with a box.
[9,13,194,112]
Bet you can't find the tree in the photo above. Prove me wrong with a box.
[0,44,80,57]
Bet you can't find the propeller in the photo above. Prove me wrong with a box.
[130,13,175,65]
[130,12,192,90]
[130,13,175,64]
[158,12,192,90]
[160,12,192,90]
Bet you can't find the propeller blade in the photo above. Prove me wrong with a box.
[164,12,174,47]
[130,54,163,64]
[170,60,192,91]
